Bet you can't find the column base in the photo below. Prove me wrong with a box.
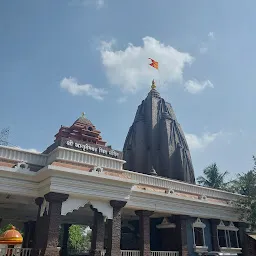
[41,247,61,256]
[181,246,189,256]
[90,249,105,256]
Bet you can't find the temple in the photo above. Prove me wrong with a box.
[0,81,255,256]
[123,80,195,183]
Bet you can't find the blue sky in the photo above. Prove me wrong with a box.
[1,0,256,178]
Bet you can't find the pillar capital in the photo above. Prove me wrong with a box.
[135,210,154,217]
[44,192,69,203]
[35,197,44,206]
[110,200,127,209]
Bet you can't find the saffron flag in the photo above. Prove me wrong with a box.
[149,58,159,70]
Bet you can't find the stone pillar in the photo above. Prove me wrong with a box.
[209,219,220,252]
[238,222,249,256]
[106,200,127,256]
[42,192,69,256]
[178,216,189,256]
[61,224,71,256]
[23,222,30,248]
[33,197,44,254]
[27,221,36,248]
[90,208,105,256]
[135,210,154,256]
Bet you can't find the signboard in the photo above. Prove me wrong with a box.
[65,139,121,158]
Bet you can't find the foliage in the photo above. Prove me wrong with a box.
[84,228,92,250]
[197,163,229,189]
[68,225,91,252]
[0,224,23,236]
[229,156,256,230]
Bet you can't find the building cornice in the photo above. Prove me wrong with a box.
[0,162,244,221]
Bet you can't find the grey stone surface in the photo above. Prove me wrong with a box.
[123,86,195,183]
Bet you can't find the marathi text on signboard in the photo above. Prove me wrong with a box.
[66,140,119,158]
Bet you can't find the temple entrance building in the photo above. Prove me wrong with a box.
[0,82,251,256]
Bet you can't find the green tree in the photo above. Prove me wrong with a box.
[229,156,256,230]
[84,229,92,250]
[0,224,23,236]
[197,163,229,189]
[68,225,91,252]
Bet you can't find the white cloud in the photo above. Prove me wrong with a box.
[16,147,41,153]
[96,0,104,8]
[60,77,107,100]
[100,36,194,93]
[199,32,215,54]
[69,0,104,9]
[184,79,214,94]
[117,96,127,104]
[185,132,222,151]
[208,32,215,40]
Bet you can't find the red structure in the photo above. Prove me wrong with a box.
[54,113,106,146]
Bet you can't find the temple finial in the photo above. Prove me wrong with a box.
[151,79,156,90]
[81,112,85,117]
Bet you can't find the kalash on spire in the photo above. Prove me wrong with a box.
[123,79,195,184]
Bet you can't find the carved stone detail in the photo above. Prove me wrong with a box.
[61,198,89,216]
[91,200,113,219]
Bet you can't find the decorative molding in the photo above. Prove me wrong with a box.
[192,218,207,253]
[0,146,246,223]
[127,191,241,221]
[14,162,30,171]
[220,248,242,254]
[47,147,125,171]
[165,189,175,194]
[227,200,234,205]
[61,198,89,216]
[156,218,176,229]
[0,145,125,171]
[0,146,47,166]
[198,195,207,200]
[0,146,244,206]
[192,218,206,228]
[90,200,113,219]
[193,246,208,254]
[89,166,104,174]
[40,199,49,217]
[217,221,239,231]
[125,170,242,202]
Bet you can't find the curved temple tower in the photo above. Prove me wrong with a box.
[123,80,195,184]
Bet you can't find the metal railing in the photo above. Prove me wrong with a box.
[1,248,179,256]
[151,251,179,256]
[0,248,32,256]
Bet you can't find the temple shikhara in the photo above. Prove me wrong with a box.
[0,81,253,256]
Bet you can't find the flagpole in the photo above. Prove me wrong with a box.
[148,58,159,89]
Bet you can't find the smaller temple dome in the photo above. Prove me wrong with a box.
[73,112,94,127]
[0,226,23,245]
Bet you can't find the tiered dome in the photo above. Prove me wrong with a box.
[54,113,106,146]
[0,226,23,245]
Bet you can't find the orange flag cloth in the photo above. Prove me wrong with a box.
[149,58,159,70]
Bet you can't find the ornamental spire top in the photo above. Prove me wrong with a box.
[151,79,156,90]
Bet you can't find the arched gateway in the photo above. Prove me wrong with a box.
[0,82,247,256]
